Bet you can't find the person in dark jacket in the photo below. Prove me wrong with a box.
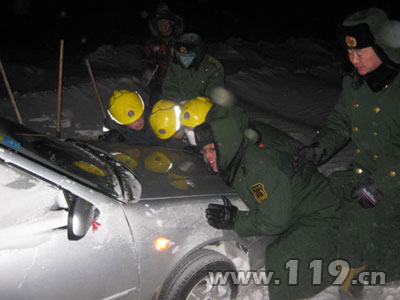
[161,33,224,102]
[143,3,184,106]
[193,104,341,300]
[292,7,400,299]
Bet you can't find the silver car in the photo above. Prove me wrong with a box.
[0,118,273,300]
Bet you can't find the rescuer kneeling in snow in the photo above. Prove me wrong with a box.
[193,104,342,300]
[292,7,400,299]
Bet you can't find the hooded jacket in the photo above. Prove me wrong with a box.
[203,105,340,235]
[199,105,341,300]
[144,5,185,83]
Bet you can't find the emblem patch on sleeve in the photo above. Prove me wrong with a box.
[251,183,267,203]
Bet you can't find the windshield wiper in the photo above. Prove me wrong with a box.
[66,139,125,199]
[66,139,141,202]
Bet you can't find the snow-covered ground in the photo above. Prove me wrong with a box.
[0,37,398,299]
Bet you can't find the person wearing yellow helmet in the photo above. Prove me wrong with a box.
[179,96,213,145]
[98,89,162,144]
[108,89,145,128]
[149,99,185,140]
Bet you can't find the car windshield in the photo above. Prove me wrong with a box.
[95,143,236,199]
[2,125,122,198]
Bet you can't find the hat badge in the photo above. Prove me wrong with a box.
[346,36,357,48]
[159,129,166,134]
[128,110,135,117]
[180,46,187,54]
[183,112,190,120]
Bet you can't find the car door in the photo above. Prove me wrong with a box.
[0,159,139,300]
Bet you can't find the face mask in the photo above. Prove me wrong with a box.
[177,53,195,68]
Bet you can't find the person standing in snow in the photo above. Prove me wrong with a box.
[194,104,341,300]
[143,3,184,106]
[161,33,225,102]
[292,7,400,299]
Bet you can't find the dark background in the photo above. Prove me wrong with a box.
[1,0,400,62]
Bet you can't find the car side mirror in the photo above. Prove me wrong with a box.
[68,197,95,241]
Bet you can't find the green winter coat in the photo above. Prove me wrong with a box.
[205,106,342,300]
[316,73,400,281]
[161,55,224,102]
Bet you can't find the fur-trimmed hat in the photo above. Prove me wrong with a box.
[148,3,184,40]
[337,7,400,66]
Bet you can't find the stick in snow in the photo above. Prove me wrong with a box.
[56,40,64,138]
[85,59,106,119]
[0,59,24,125]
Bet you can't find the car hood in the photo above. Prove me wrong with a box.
[95,142,236,199]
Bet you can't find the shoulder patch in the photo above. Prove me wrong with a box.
[208,56,222,69]
[251,183,267,203]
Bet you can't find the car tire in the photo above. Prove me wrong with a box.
[159,249,239,300]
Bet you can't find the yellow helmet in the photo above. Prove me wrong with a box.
[144,152,172,173]
[108,89,145,125]
[113,153,139,171]
[73,161,105,176]
[149,99,182,139]
[168,173,189,190]
[180,97,213,128]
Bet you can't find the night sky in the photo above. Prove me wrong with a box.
[1,0,400,61]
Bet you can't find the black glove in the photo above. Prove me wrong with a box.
[98,130,126,143]
[351,178,383,208]
[292,142,325,172]
[205,196,238,230]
